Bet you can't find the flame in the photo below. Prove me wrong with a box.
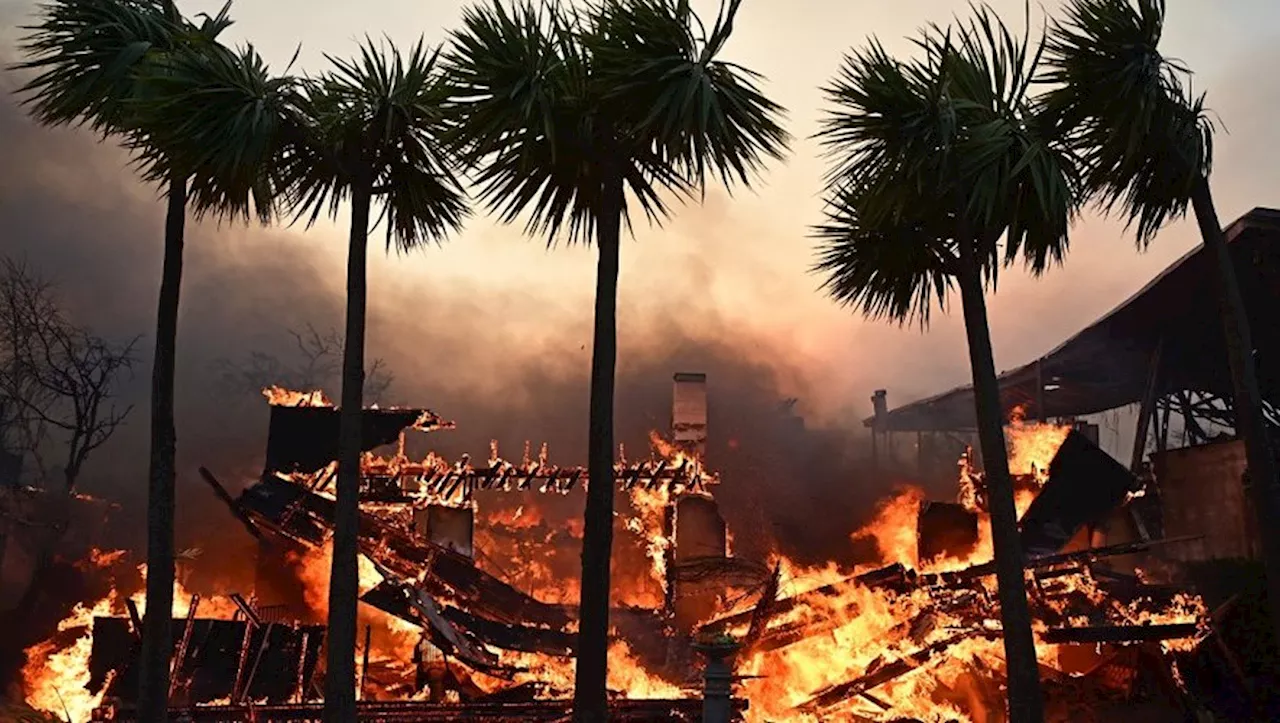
[625,483,672,596]
[22,557,239,721]
[262,385,332,407]
[287,544,423,670]
[1005,406,1072,483]
[858,487,926,569]
[73,547,127,571]
[21,591,118,723]
[23,399,1208,723]
[481,640,683,700]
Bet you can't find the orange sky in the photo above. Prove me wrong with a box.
[3,0,1280,428]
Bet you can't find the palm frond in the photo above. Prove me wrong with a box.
[812,2,1081,325]
[442,0,606,245]
[12,0,193,135]
[444,0,784,246]
[812,184,956,328]
[1040,0,1209,245]
[283,36,470,252]
[816,33,960,230]
[586,0,790,192]
[948,4,1081,273]
[129,42,300,224]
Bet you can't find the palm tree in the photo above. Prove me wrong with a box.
[1040,0,1280,643]
[813,8,1081,722]
[14,2,293,719]
[278,39,469,722]
[443,1,786,718]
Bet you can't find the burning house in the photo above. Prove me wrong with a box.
[13,370,1227,723]
[17,375,760,722]
[13,206,1280,723]
[857,206,1280,719]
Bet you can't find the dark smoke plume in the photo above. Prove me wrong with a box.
[0,80,909,589]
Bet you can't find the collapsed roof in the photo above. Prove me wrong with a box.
[865,207,1280,432]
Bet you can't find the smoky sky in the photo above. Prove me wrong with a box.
[4,0,1279,573]
[0,82,909,569]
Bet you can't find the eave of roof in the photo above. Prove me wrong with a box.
[865,207,1280,432]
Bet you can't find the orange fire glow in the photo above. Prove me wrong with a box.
[262,385,332,407]
[20,393,1207,723]
[22,559,239,722]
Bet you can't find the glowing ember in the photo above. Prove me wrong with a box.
[19,399,1208,723]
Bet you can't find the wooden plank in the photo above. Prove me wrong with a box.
[1040,623,1199,645]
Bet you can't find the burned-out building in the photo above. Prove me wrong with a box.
[865,207,1280,560]
[73,374,763,721]
[23,205,1279,720]
[856,207,1280,718]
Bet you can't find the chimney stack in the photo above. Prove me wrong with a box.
[672,373,708,459]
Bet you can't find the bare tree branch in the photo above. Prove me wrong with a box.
[0,257,138,492]
[211,322,395,405]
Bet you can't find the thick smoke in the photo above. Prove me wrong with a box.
[0,82,905,584]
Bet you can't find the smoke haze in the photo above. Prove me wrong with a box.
[3,0,1280,575]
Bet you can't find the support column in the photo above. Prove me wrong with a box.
[697,640,739,723]
[1128,339,1164,542]
[1036,358,1046,422]
[871,390,888,472]
[1130,339,1165,472]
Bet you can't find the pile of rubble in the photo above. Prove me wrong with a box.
[17,383,1252,722]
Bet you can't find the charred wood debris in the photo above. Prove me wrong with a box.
[84,405,1239,721]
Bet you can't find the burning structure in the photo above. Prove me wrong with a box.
[17,203,1280,721]
[858,207,1280,720]
[14,362,1240,723]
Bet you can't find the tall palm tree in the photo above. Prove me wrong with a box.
[278,39,469,722]
[14,2,293,719]
[443,1,786,719]
[1041,0,1280,643]
[813,8,1081,722]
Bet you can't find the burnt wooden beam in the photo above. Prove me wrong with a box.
[1040,623,1199,645]
[168,594,200,699]
[359,624,372,701]
[239,621,276,704]
[798,632,983,712]
[740,563,782,654]
[125,597,144,641]
[228,593,263,627]
[293,631,310,703]
[703,562,914,633]
[928,535,1204,586]
[200,467,269,545]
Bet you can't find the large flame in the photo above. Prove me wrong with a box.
[22,556,238,722]
[20,400,1206,723]
[1005,405,1072,483]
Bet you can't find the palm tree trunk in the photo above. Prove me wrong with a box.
[323,174,373,723]
[1190,175,1280,644]
[955,237,1044,723]
[137,170,187,723]
[572,164,624,723]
